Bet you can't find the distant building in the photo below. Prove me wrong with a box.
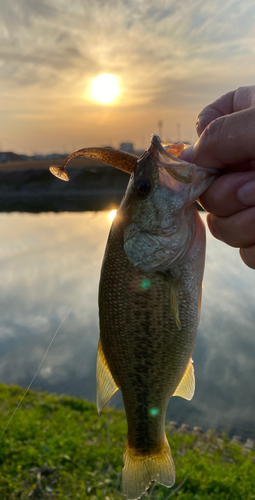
[120,142,134,154]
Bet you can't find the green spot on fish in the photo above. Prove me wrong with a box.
[141,278,151,290]
[149,407,159,417]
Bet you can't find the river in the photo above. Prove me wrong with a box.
[0,211,254,439]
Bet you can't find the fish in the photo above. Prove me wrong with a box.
[50,136,218,499]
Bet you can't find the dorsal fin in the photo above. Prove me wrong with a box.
[172,358,195,401]
[96,339,119,413]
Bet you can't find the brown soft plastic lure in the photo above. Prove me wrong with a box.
[50,147,139,181]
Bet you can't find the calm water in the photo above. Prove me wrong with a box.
[0,211,255,439]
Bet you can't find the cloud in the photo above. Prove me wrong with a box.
[1,0,255,89]
[1,0,255,150]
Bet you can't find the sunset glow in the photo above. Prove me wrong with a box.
[1,0,255,153]
[90,74,120,105]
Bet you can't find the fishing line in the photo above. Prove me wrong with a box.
[164,474,188,499]
[0,250,104,442]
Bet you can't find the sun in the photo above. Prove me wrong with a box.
[90,74,120,105]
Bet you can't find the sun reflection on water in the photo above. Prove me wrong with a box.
[108,209,117,223]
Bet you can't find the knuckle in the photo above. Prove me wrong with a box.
[206,116,224,141]
[240,246,255,269]
[199,117,223,153]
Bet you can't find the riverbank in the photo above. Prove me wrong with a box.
[0,384,254,499]
[0,159,205,212]
[0,158,129,212]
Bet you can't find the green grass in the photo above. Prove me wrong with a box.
[0,384,254,499]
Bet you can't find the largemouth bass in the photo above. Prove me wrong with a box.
[50,136,217,499]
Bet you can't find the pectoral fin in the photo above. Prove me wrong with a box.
[173,358,195,401]
[197,283,203,326]
[96,339,119,413]
[170,279,181,330]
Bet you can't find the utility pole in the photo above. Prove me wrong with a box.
[176,123,181,142]
[158,120,163,139]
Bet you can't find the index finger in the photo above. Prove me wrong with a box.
[196,85,255,137]
[196,90,235,137]
[192,107,255,170]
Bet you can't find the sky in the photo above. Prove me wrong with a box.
[1,0,255,154]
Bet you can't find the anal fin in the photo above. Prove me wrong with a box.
[172,358,195,401]
[96,338,119,413]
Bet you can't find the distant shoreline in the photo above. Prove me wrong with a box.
[0,158,128,212]
[0,159,204,212]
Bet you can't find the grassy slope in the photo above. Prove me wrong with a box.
[0,384,254,500]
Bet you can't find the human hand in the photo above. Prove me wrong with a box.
[181,86,255,269]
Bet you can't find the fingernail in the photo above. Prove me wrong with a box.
[238,180,255,207]
[206,214,220,240]
[195,115,205,137]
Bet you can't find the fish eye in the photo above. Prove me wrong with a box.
[134,178,151,198]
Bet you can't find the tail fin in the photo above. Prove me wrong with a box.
[122,435,175,500]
